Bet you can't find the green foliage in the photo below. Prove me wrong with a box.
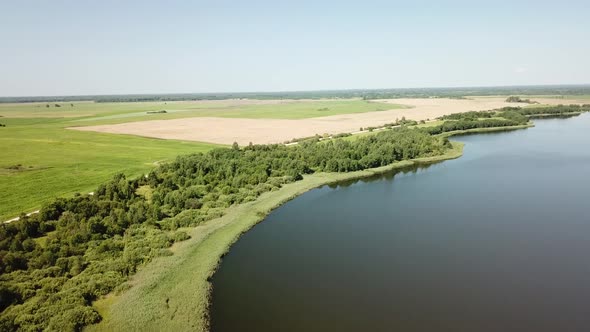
[0,127,450,331]
[428,104,589,135]
[506,96,538,104]
[421,118,521,135]
[517,104,589,116]
[439,110,495,121]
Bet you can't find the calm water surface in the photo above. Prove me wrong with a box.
[211,114,590,332]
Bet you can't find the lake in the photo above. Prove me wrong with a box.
[211,114,590,332]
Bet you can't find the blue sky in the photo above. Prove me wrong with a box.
[1,0,589,96]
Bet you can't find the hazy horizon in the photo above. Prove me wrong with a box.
[1,0,589,97]
[3,83,590,99]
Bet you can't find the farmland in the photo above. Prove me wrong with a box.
[0,117,218,221]
[69,97,527,145]
[0,99,400,220]
[1,96,585,220]
[2,99,404,122]
[1,93,588,331]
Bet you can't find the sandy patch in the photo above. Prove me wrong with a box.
[69,97,582,145]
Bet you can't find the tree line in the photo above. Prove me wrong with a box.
[424,104,589,135]
[4,86,590,104]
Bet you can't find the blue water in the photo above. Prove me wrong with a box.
[211,114,590,332]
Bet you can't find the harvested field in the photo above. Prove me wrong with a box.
[69,97,581,145]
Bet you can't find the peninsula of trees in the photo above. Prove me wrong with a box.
[505,96,538,104]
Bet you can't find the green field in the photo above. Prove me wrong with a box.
[0,99,403,220]
[0,117,218,220]
[2,99,405,125]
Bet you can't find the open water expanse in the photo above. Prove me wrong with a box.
[211,114,590,332]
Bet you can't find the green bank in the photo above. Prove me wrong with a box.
[88,142,464,332]
[0,99,402,220]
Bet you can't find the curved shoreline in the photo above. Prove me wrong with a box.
[88,124,533,332]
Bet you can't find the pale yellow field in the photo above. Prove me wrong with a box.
[69,96,582,145]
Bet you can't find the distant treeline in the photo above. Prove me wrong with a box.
[505,96,538,104]
[359,85,590,100]
[425,104,590,135]
[2,85,590,103]
[0,128,449,331]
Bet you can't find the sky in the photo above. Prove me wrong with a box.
[1,0,589,96]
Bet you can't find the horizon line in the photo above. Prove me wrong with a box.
[1,83,590,100]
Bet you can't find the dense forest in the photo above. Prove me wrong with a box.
[0,128,449,331]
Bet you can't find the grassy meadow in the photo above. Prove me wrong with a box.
[0,117,218,220]
[0,99,403,220]
[3,99,405,125]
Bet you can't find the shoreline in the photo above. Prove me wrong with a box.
[88,124,532,332]
[436,123,535,138]
[88,143,464,331]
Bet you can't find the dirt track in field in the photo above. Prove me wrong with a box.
[69,97,584,145]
